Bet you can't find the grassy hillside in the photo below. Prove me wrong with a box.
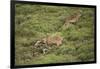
[15,3,95,65]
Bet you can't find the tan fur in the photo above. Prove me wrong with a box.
[42,34,63,46]
[64,13,81,25]
[61,12,81,30]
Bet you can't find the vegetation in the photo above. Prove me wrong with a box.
[15,3,95,65]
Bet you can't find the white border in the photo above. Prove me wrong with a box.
[0,0,99,69]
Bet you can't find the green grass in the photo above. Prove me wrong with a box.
[15,3,95,65]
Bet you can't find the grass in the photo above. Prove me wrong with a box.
[15,3,95,65]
